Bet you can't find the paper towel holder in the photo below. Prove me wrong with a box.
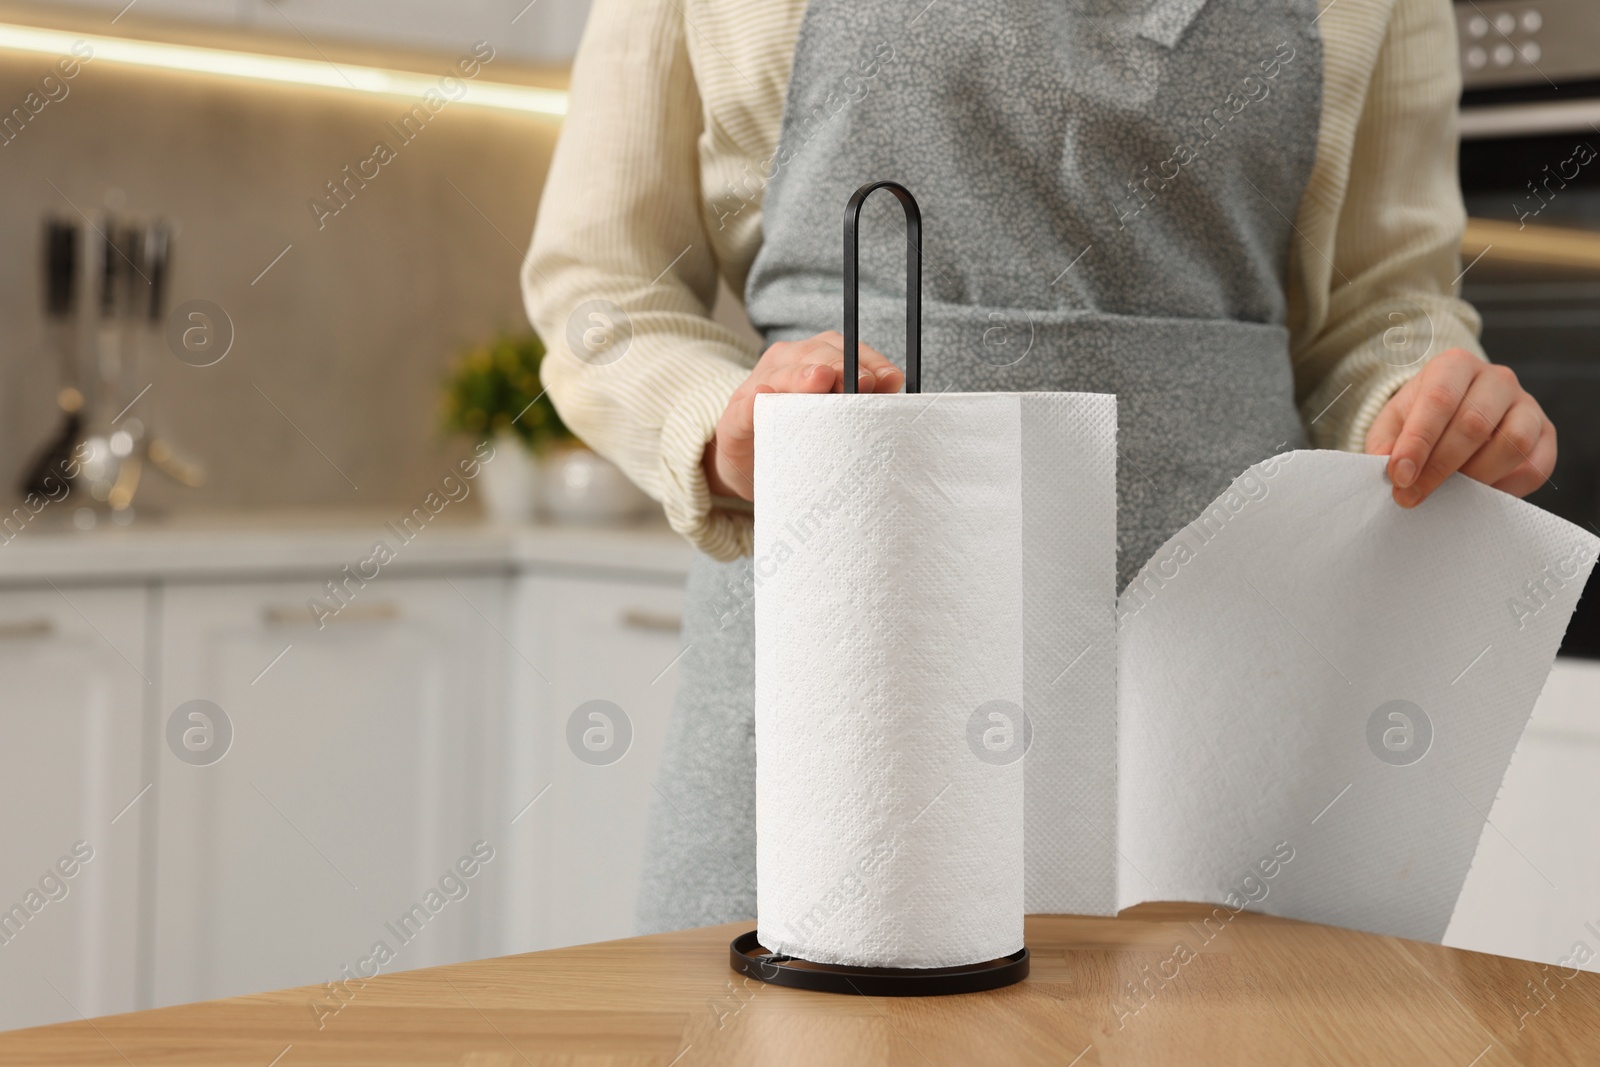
[843,179,920,395]
[726,180,1028,998]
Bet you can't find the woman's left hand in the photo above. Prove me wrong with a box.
[1364,348,1557,507]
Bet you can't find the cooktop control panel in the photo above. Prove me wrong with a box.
[1454,0,1600,90]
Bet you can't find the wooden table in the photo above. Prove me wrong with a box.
[4,904,1597,1065]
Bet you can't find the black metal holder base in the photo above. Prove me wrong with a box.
[729,931,1029,997]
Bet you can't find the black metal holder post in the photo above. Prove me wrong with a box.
[843,180,921,395]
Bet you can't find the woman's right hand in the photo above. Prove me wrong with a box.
[703,331,904,500]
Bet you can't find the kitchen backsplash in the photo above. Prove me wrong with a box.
[0,43,560,514]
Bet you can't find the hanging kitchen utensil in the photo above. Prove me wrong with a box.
[75,216,140,519]
[137,220,205,490]
[19,219,85,500]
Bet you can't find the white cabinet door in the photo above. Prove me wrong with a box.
[1448,658,1600,971]
[0,586,148,1032]
[151,575,508,1010]
[502,572,685,953]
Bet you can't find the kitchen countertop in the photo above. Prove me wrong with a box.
[0,511,696,585]
[2,903,1595,1066]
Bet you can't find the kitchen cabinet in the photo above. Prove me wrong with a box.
[48,0,594,65]
[0,521,691,1030]
[1448,658,1600,971]
[0,587,149,1032]
[502,571,686,951]
[149,575,512,1007]
[0,519,694,1030]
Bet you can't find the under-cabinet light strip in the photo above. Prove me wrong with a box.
[0,21,567,116]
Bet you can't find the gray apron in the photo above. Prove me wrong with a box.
[638,0,1322,933]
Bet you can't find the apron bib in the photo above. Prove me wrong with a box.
[638,0,1323,934]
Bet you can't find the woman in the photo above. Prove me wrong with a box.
[523,0,1556,934]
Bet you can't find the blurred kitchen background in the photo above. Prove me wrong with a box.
[0,0,1597,1036]
[1,0,581,513]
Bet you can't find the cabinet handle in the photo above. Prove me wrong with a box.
[620,608,682,633]
[262,602,402,626]
[0,617,53,639]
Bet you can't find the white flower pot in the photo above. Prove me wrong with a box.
[476,432,539,523]
[539,447,652,525]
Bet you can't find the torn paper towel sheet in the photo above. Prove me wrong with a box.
[752,390,1118,966]
[1116,449,1599,946]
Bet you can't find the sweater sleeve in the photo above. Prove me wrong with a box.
[1290,0,1485,452]
[522,0,760,560]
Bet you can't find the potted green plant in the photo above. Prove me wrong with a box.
[441,332,651,525]
[441,332,569,522]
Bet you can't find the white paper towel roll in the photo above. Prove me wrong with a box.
[753,392,1025,968]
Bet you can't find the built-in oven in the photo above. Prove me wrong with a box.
[1452,0,1600,657]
